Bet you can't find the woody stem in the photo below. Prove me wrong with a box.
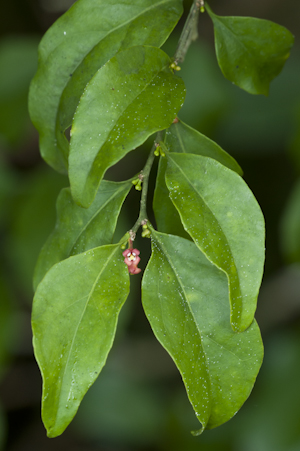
[124,3,202,242]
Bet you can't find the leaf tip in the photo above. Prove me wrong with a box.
[191,425,204,436]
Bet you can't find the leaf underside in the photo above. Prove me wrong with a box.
[165,152,265,332]
[142,231,263,432]
[32,244,130,437]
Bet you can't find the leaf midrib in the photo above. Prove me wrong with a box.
[153,233,207,360]
[213,16,257,63]
[69,182,130,253]
[174,122,186,153]
[50,0,177,135]
[167,154,242,304]
[152,232,212,423]
[57,245,119,416]
[84,59,170,185]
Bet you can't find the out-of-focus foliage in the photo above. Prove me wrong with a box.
[280,180,300,263]
[0,36,39,149]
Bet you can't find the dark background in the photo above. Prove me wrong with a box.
[1,0,300,450]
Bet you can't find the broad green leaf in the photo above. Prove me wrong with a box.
[165,153,265,332]
[153,119,242,236]
[33,179,132,290]
[142,231,263,433]
[69,45,186,208]
[280,179,300,263]
[206,3,294,95]
[32,244,129,437]
[28,0,183,173]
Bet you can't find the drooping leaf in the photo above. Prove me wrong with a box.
[69,45,186,208]
[32,244,129,438]
[142,231,263,433]
[28,0,183,173]
[165,153,265,332]
[153,119,242,236]
[206,3,294,95]
[33,179,132,290]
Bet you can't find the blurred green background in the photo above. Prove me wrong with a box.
[1,0,300,449]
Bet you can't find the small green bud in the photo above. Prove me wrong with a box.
[141,229,151,238]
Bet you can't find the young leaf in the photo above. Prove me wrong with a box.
[153,119,242,236]
[32,244,130,438]
[28,0,183,173]
[165,153,265,332]
[206,3,294,95]
[69,45,186,208]
[142,231,263,433]
[33,180,132,290]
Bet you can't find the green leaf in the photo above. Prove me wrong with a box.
[165,153,265,332]
[33,179,132,290]
[166,120,243,175]
[69,45,186,208]
[32,244,130,437]
[28,0,183,173]
[142,231,263,433]
[206,3,294,95]
[153,119,242,236]
[154,155,190,239]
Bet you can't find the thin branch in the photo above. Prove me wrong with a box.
[174,0,202,63]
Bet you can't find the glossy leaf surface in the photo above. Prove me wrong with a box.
[165,153,265,332]
[28,0,183,172]
[153,119,242,237]
[142,231,263,432]
[69,45,186,207]
[33,180,132,290]
[206,3,294,95]
[32,244,129,437]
